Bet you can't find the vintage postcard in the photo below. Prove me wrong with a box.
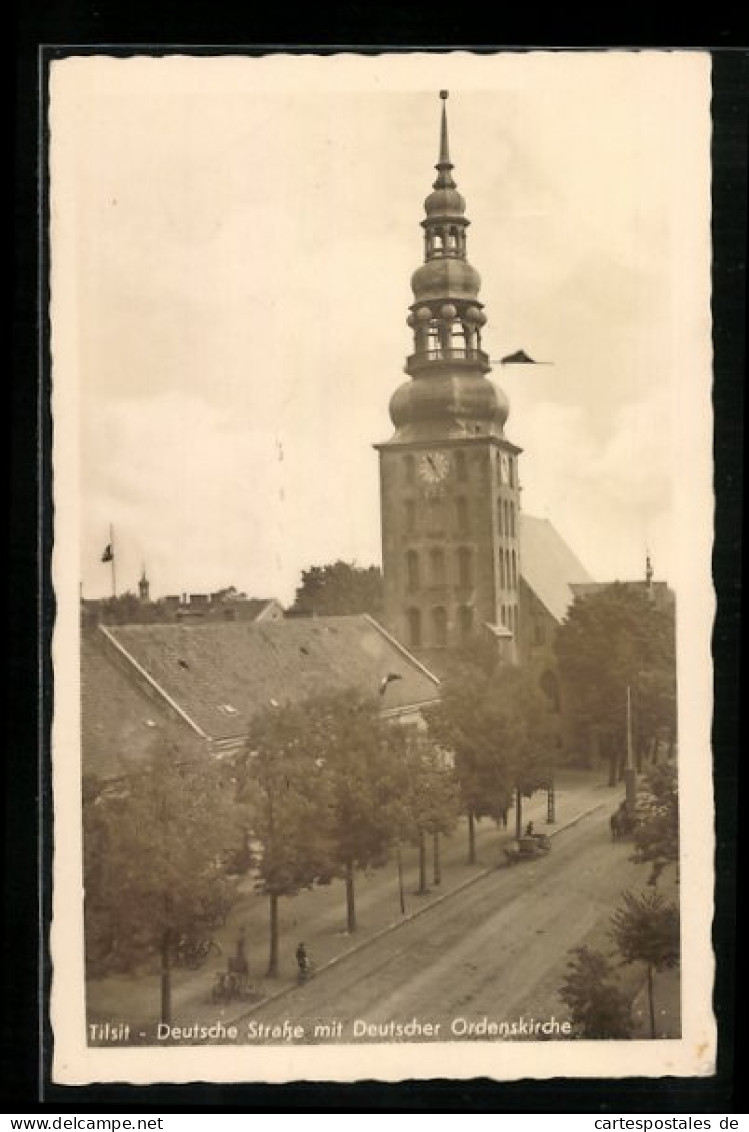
[49,50,716,1084]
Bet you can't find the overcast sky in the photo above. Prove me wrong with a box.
[50,52,712,606]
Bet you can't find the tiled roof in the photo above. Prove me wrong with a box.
[102,615,440,742]
[520,514,595,623]
[80,630,203,781]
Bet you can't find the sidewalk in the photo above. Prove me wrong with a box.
[86,769,618,1030]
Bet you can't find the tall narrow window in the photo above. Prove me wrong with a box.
[505,549,512,591]
[510,503,516,538]
[406,549,420,592]
[407,607,421,649]
[511,549,517,589]
[429,547,446,584]
[458,547,473,589]
[404,455,415,486]
[504,501,509,536]
[508,457,515,488]
[459,605,473,638]
[456,496,469,533]
[455,450,467,482]
[499,552,506,590]
[404,500,416,532]
[432,606,448,647]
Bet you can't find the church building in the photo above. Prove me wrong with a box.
[375,92,522,661]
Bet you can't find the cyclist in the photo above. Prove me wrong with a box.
[296,941,310,979]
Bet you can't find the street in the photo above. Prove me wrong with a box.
[238,805,650,1041]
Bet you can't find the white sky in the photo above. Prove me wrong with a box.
[50,51,713,606]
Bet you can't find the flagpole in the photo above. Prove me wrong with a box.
[110,523,117,598]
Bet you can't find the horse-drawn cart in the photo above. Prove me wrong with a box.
[503,833,552,866]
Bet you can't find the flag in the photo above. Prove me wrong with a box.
[101,544,114,563]
[499,349,537,365]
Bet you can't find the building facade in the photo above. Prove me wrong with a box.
[375,93,521,659]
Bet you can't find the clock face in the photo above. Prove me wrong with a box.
[418,451,451,485]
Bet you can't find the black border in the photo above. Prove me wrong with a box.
[9,8,746,1112]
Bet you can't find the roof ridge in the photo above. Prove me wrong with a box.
[362,614,441,686]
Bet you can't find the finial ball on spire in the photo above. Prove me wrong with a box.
[439,90,449,100]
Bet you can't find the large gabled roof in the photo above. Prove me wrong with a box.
[520,514,595,623]
[81,630,203,781]
[102,614,440,742]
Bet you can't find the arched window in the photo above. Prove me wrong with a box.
[455,451,467,482]
[505,549,511,590]
[504,501,509,535]
[432,606,448,647]
[511,549,517,588]
[456,496,469,533]
[510,503,516,538]
[497,499,503,536]
[404,500,416,532]
[458,547,473,589]
[404,455,415,486]
[407,607,422,649]
[429,547,446,584]
[406,550,420,592]
[508,457,515,488]
[499,551,506,589]
[459,605,473,638]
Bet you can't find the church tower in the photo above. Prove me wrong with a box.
[375,92,521,659]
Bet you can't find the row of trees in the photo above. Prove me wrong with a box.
[83,660,557,1019]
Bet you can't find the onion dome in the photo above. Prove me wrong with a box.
[424,185,466,218]
[411,257,481,303]
[389,373,509,434]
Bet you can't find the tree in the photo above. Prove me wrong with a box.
[554,585,677,784]
[83,742,248,1023]
[559,946,634,1039]
[302,689,405,933]
[392,732,461,894]
[631,763,679,885]
[290,561,383,617]
[242,702,336,976]
[610,889,680,1038]
[427,663,555,861]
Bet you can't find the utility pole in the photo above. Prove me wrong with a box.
[624,685,637,814]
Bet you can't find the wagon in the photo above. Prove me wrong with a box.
[503,834,552,865]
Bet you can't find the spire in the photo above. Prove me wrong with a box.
[434,90,456,189]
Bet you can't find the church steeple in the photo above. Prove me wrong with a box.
[375,93,523,660]
[390,91,510,442]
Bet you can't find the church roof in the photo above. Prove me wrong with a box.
[99,615,440,746]
[520,514,595,623]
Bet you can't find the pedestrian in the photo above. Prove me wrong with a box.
[296,941,309,979]
[525,821,535,837]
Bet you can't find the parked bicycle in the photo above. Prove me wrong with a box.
[174,934,222,970]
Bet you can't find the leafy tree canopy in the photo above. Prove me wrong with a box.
[554,584,677,756]
[290,561,383,617]
[559,946,633,1039]
[83,742,248,977]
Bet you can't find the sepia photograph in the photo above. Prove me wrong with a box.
[49,50,715,1084]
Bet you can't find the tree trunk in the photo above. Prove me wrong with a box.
[515,789,523,841]
[467,810,476,864]
[267,892,279,977]
[432,831,441,886]
[607,735,618,787]
[646,964,656,1038]
[417,831,427,894]
[345,860,357,933]
[160,930,172,1027]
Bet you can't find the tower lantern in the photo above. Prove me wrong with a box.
[375,93,523,661]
